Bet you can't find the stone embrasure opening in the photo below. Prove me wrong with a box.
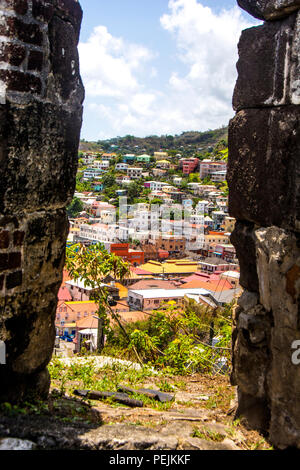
[0,0,300,452]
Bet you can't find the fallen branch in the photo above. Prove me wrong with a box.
[73,389,144,408]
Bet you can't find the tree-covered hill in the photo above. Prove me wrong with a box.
[79,126,228,157]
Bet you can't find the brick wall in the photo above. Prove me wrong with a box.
[0,0,83,105]
[0,0,84,402]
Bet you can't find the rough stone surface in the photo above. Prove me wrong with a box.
[230,221,259,292]
[0,406,241,450]
[0,437,36,450]
[230,1,300,448]
[227,106,300,230]
[233,12,299,109]
[0,1,84,402]
[237,0,300,20]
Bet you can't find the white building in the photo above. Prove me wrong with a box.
[116,163,128,171]
[81,154,96,165]
[94,160,110,170]
[173,177,183,186]
[129,209,159,232]
[83,168,104,180]
[127,167,143,179]
[211,170,227,182]
[148,181,170,192]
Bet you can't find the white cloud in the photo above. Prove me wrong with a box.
[160,0,257,124]
[79,26,154,98]
[79,1,258,139]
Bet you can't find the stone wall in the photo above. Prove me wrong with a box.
[0,0,83,402]
[228,1,300,449]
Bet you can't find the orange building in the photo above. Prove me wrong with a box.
[110,243,144,266]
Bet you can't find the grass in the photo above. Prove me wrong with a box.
[157,380,175,393]
[0,357,274,451]
[192,427,224,442]
[48,357,171,410]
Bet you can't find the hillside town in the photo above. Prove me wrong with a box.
[56,137,240,353]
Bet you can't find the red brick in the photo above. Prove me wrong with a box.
[0,17,43,46]
[8,252,21,269]
[27,50,44,71]
[13,231,25,247]
[0,43,26,67]
[0,254,8,271]
[6,271,22,289]
[0,70,42,94]
[0,231,10,249]
[2,0,28,15]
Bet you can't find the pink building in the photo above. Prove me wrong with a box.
[182,158,199,175]
[128,287,210,310]
[200,160,227,179]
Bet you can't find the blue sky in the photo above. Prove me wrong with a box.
[78,0,258,140]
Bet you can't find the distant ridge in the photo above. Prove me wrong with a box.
[79,126,228,156]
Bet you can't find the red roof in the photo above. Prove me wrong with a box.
[130,280,180,290]
[181,272,211,282]
[57,286,72,302]
[130,266,153,275]
[181,278,233,292]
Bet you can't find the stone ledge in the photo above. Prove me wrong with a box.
[237,0,300,21]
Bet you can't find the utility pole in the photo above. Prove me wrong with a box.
[95,304,106,353]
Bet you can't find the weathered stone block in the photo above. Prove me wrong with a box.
[13,231,24,247]
[0,17,44,46]
[0,102,82,214]
[237,0,300,20]
[23,210,69,289]
[48,15,83,103]
[6,270,22,290]
[268,326,300,448]
[27,50,44,72]
[0,70,42,94]
[230,221,259,292]
[231,322,271,397]
[237,290,259,312]
[233,13,299,109]
[32,0,54,23]
[0,43,27,67]
[235,390,270,432]
[255,227,300,327]
[0,231,10,249]
[227,106,300,230]
[54,0,83,42]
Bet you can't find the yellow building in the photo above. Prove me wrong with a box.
[139,259,199,276]
[154,151,169,160]
[156,160,170,169]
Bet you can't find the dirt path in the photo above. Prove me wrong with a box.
[0,361,272,450]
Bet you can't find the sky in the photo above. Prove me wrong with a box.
[78,0,259,141]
